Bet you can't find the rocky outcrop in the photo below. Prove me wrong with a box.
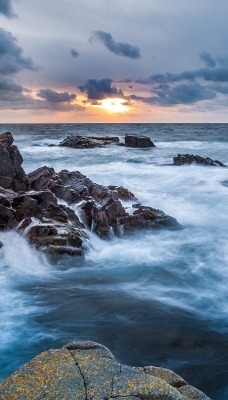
[59,135,119,148]
[0,186,87,255]
[0,340,211,400]
[0,132,180,255]
[0,132,28,191]
[125,134,155,148]
[173,153,225,167]
[28,166,180,239]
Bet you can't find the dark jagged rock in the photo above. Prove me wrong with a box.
[0,240,3,249]
[221,180,228,187]
[173,153,225,167]
[0,186,87,255]
[125,134,156,148]
[28,166,181,239]
[0,340,211,400]
[0,133,181,255]
[59,135,119,148]
[0,132,28,191]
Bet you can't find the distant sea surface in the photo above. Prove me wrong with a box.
[0,123,227,400]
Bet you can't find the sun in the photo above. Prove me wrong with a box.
[100,98,130,113]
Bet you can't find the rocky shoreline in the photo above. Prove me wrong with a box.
[0,341,211,399]
[0,132,180,256]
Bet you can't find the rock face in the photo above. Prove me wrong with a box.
[0,132,28,191]
[173,153,225,167]
[0,132,180,256]
[59,135,119,148]
[0,340,211,400]
[125,134,155,148]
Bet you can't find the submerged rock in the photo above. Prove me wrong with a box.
[125,134,156,148]
[59,135,119,148]
[0,340,211,400]
[0,132,28,191]
[173,153,225,167]
[221,180,228,187]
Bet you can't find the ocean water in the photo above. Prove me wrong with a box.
[0,123,227,399]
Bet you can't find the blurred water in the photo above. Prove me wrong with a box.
[0,123,227,399]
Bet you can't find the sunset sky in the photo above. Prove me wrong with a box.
[1,0,228,123]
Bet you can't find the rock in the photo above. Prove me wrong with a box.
[173,154,225,167]
[0,241,3,249]
[125,134,155,148]
[28,166,181,239]
[0,340,211,400]
[59,135,119,148]
[0,134,181,256]
[0,132,28,191]
[221,180,228,187]
[0,185,87,255]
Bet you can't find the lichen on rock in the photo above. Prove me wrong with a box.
[0,341,211,400]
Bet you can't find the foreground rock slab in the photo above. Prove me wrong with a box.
[0,340,211,400]
[125,134,156,148]
[173,153,225,167]
[59,135,119,148]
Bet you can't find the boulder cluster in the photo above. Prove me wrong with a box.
[0,132,179,256]
[59,134,156,148]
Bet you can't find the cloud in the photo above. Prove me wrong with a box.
[37,88,76,102]
[0,28,36,74]
[0,0,15,18]
[79,78,124,100]
[0,78,83,111]
[90,31,140,59]
[200,51,216,68]
[130,82,216,106]
[147,53,228,84]
[70,48,79,58]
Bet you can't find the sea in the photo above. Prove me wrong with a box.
[0,123,227,399]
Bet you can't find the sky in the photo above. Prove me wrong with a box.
[1,0,228,123]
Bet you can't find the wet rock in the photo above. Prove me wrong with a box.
[0,134,181,256]
[108,185,136,201]
[221,180,228,187]
[0,132,28,191]
[125,134,155,148]
[173,153,225,167]
[28,166,181,239]
[0,340,211,400]
[59,135,119,148]
[0,184,87,255]
[0,241,3,248]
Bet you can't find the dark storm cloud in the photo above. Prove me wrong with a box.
[37,88,76,102]
[0,78,23,94]
[130,82,216,106]
[148,67,228,84]
[146,53,228,84]
[90,31,140,59]
[200,51,216,68]
[70,49,79,58]
[79,78,124,100]
[0,0,15,18]
[0,28,36,74]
